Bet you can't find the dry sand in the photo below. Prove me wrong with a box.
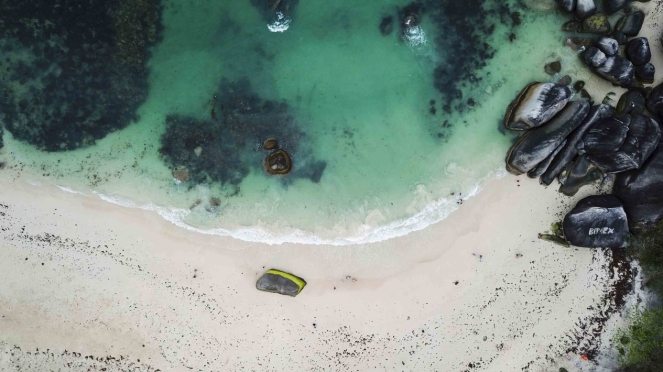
[0,174,638,372]
[0,2,662,372]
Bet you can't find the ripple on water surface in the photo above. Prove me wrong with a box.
[0,0,571,244]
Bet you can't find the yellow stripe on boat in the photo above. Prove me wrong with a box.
[267,269,306,294]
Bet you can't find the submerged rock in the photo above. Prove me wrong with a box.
[614,139,663,232]
[380,16,394,36]
[504,83,572,130]
[506,100,590,175]
[0,0,164,152]
[263,139,279,150]
[596,37,619,56]
[562,20,581,32]
[264,149,293,175]
[580,13,611,34]
[575,0,596,20]
[564,37,593,51]
[616,10,645,36]
[559,155,603,196]
[562,195,629,248]
[558,75,573,86]
[577,114,631,155]
[635,63,655,84]
[172,166,191,182]
[256,269,306,297]
[545,61,562,75]
[541,104,614,185]
[160,79,326,186]
[573,81,586,92]
[626,37,651,66]
[616,89,645,115]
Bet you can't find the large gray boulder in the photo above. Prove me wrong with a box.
[563,195,629,248]
[646,83,663,122]
[577,114,631,155]
[587,114,661,173]
[506,100,590,175]
[540,104,614,185]
[614,139,663,232]
[504,83,572,130]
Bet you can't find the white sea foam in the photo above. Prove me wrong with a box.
[267,12,291,33]
[54,168,507,246]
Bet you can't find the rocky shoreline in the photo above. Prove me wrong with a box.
[505,0,663,252]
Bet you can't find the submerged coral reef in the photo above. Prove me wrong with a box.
[0,0,164,151]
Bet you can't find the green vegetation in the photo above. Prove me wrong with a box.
[614,221,663,372]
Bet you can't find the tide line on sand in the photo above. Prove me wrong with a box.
[53,169,506,246]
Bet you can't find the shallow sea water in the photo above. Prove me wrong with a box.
[0,0,576,244]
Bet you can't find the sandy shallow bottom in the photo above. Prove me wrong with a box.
[0,174,645,372]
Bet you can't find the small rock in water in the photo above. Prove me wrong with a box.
[172,166,191,182]
[379,16,394,36]
[635,63,655,84]
[562,20,580,32]
[580,13,610,35]
[626,37,651,66]
[595,36,619,56]
[580,89,592,102]
[573,80,585,91]
[564,37,593,51]
[558,75,572,86]
[545,61,562,75]
[616,10,645,36]
[264,149,292,175]
[194,146,202,157]
[263,138,278,150]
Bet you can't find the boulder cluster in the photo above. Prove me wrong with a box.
[561,0,651,87]
[504,0,663,248]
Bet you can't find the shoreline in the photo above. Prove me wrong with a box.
[44,168,506,247]
[0,172,630,371]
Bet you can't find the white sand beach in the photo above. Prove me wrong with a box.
[0,1,661,372]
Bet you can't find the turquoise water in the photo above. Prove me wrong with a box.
[0,0,574,244]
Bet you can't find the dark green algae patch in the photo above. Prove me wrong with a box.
[0,0,528,190]
[0,0,164,152]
